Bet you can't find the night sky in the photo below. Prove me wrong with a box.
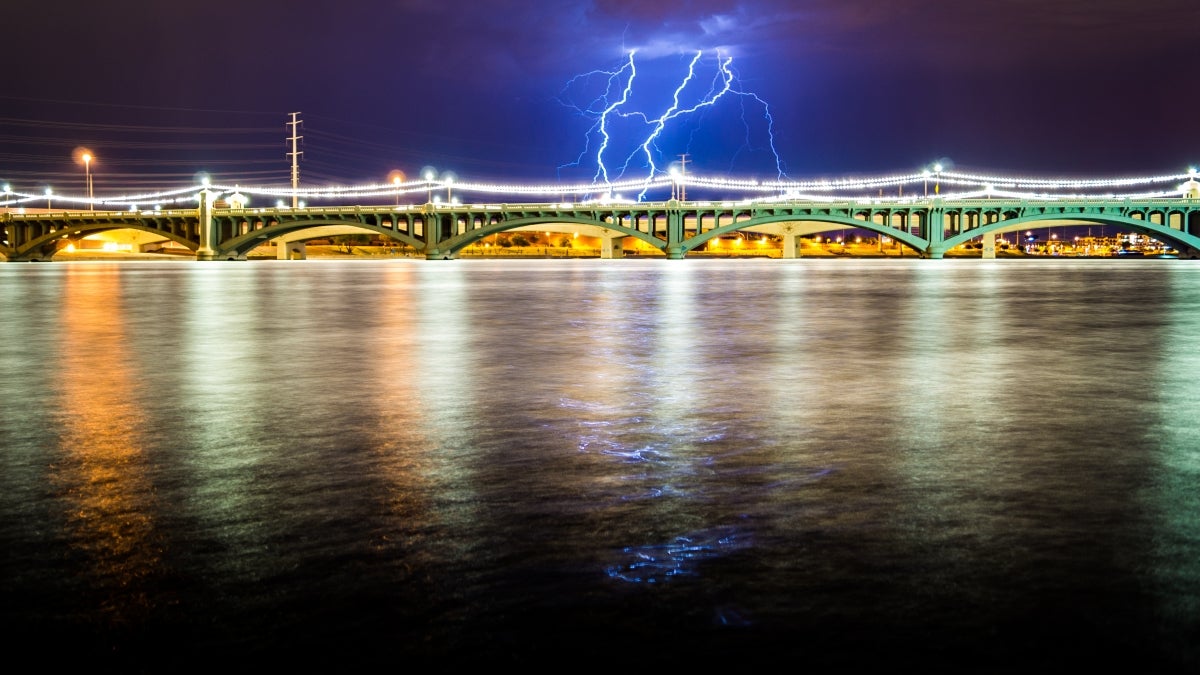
[3,0,1198,197]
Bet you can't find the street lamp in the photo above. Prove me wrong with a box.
[421,166,437,203]
[388,170,406,206]
[442,171,455,203]
[81,151,94,210]
[45,187,53,210]
[923,163,944,197]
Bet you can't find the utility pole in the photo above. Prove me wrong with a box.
[677,153,689,201]
[287,112,303,208]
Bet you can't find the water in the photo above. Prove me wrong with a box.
[2,258,1198,672]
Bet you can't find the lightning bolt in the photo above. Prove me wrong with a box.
[557,49,786,198]
[557,51,639,186]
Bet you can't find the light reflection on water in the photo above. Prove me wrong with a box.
[0,258,1198,670]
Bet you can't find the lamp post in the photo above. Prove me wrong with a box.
[442,171,455,203]
[677,153,688,200]
[421,166,437,203]
[388,170,406,206]
[81,151,94,210]
[923,163,944,197]
[45,187,52,210]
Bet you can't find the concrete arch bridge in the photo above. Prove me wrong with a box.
[4,192,1200,261]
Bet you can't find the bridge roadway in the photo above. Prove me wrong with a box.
[4,191,1200,261]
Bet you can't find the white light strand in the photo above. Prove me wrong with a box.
[5,168,1197,208]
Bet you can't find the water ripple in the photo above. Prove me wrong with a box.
[605,524,752,584]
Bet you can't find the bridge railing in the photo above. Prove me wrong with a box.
[6,195,1198,221]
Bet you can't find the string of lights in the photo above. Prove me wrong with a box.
[2,167,1197,210]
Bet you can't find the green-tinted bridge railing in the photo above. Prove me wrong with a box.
[4,193,1200,261]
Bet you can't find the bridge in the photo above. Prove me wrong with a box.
[4,190,1200,261]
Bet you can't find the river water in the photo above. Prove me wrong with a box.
[1,258,1198,672]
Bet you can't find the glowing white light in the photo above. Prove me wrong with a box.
[5,164,1200,211]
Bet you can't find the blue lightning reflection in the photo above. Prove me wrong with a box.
[605,524,752,584]
[557,49,786,198]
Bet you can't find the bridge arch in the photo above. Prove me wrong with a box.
[432,214,664,258]
[9,223,197,262]
[216,218,425,259]
[940,212,1200,258]
[679,212,926,256]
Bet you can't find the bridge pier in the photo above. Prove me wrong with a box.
[667,209,686,259]
[926,203,946,259]
[422,207,454,259]
[600,236,624,259]
[982,232,996,259]
[782,232,799,258]
[197,189,217,260]
[279,242,307,260]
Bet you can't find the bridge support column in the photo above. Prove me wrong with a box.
[782,232,799,258]
[197,189,216,260]
[280,242,306,260]
[982,232,996,259]
[923,204,946,260]
[665,207,686,259]
[600,236,624,259]
[422,209,454,259]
